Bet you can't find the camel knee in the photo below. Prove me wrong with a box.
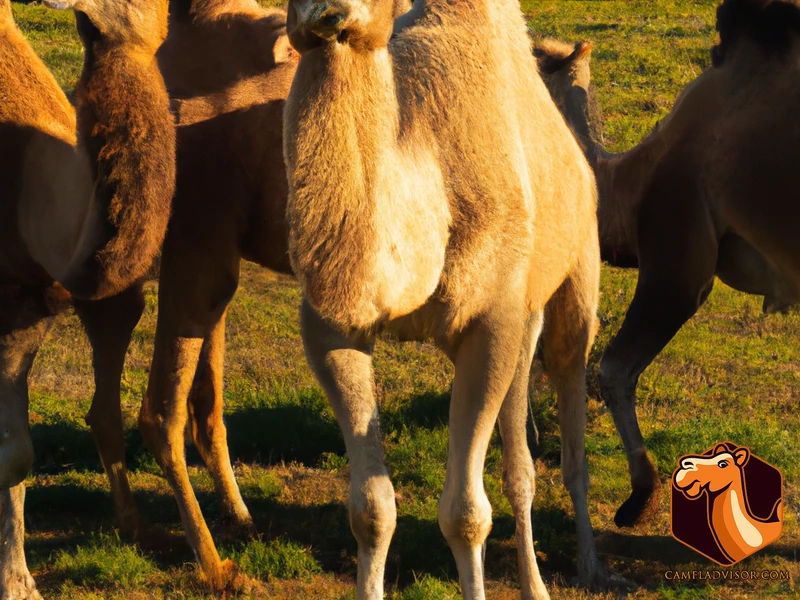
[438,489,493,549]
[0,430,33,489]
[349,476,397,549]
[137,401,172,467]
[502,454,535,511]
[561,454,589,496]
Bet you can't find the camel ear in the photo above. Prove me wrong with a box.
[573,40,592,61]
[274,34,299,64]
[733,447,750,467]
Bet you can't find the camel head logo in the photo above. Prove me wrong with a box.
[670,442,783,566]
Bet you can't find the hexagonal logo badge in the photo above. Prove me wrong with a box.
[670,442,783,565]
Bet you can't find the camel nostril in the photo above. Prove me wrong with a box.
[682,460,695,468]
[320,12,344,28]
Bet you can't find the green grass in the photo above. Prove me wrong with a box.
[9,0,800,598]
[225,539,322,581]
[51,533,159,590]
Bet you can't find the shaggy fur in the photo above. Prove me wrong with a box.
[15,0,175,301]
[536,12,800,532]
[712,0,800,66]
[63,10,175,298]
[0,1,174,597]
[285,0,603,597]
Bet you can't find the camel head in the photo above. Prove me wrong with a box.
[44,0,169,52]
[533,38,604,162]
[287,0,395,53]
[674,444,750,498]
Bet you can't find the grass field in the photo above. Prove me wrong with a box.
[9,0,800,598]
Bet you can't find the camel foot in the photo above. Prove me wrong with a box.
[209,559,260,599]
[217,515,257,544]
[614,475,662,528]
[0,568,42,600]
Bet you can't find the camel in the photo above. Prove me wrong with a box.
[283,0,606,597]
[49,0,299,591]
[534,37,800,314]
[673,444,782,563]
[0,0,174,595]
[532,0,800,530]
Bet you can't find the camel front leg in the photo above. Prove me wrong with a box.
[188,309,253,537]
[600,192,718,528]
[74,284,146,541]
[300,300,394,600]
[0,485,39,600]
[497,312,548,600]
[440,304,527,600]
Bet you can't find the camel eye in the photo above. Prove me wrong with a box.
[718,461,729,468]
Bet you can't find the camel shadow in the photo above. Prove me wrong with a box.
[223,400,345,466]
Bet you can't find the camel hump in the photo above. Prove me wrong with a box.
[712,0,800,66]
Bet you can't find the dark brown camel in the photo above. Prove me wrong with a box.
[534,0,800,529]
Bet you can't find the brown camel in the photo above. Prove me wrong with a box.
[534,0,800,530]
[127,0,297,591]
[0,0,174,596]
[533,37,799,315]
[284,0,605,597]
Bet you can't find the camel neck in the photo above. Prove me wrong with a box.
[592,132,665,267]
[285,44,450,331]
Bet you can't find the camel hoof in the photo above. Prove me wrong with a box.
[0,570,42,600]
[217,515,257,544]
[614,477,663,528]
[211,559,260,598]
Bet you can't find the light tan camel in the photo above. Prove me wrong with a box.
[535,0,800,530]
[673,444,782,563]
[284,0,604,597]
[127,0,428,591]
[0,0,174,596]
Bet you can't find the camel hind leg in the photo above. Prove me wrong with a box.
[74,283,145,541]
[497,311,548,600]
[540,244,601,587]
[0,287,61,600]
[187,309,253,537]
